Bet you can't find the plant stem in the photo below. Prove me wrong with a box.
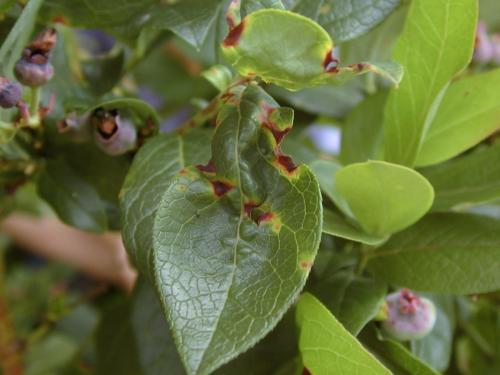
[27,86,40,127]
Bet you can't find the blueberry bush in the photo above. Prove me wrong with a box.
[1,0,500,374]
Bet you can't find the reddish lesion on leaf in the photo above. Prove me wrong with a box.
[210,180,234,197]
[323,49,340,73]
[196,160,216,174]
[222,20,246,48]
[299,260,314,270]
[244,200,261,218]
[259,103,299,176]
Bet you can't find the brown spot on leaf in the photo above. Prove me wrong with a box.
[196,160,216,174]
[300,260,314,270]
[302,369,312,375]
[211,180,233,197]
[222,20,245,47]
[257,212,274,224]
[244,201,260,217]
[276,154,298,174]
[323,49,340,73]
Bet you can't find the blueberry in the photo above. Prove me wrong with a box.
[93,110,137,156]
[381,289,437,341]
[14,58,54,87]
[0,77,22,108]
[14,28,57,87]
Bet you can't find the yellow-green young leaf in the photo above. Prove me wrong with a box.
[152,84,322,375]
[323,209,388,246]
[296,293,391,375]
[221,9,403,90]
[366,213,500,294]
[416,68,500,167]
[120,128,212,275]
[420,144,500,211]
[335,161,434,237]
[310,159,352,217]
[383,0,478,166]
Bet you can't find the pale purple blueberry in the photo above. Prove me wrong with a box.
[93,109,137,156]
[382,289,436,341]
[0,77,22,108]
[14,28,56,87]
[14,57,54,87]
[307,124,341,155]
[473,21,494,63]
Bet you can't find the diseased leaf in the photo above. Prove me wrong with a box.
[121,128,212,274]
[335,161,434,237]
[296,293,391,375]
[221,9,403,90]
[151,84,322,374]
[383,0,478,166]
[420,144,500,211]
[360,325,440,375]
[38,159,107,233]
[287,0,401,42]
[416,68,500,166]
[323,209,388,246]
[366,213,500,294]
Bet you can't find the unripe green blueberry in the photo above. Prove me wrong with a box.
[381,289,436,341]
[92,109,137,156]
[0,77,22,108]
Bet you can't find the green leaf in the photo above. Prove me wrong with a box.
[0,0,44,78]
[147,0,224,50]
[296,293,391,375]
[287,0,401,42]
[323,209,388,246]
[121,128,212,274]
[366,213,500,294]
[411,294,455,372]
[335,161,434,237]
[269,84,363,118]
[0,121,16,144]
[221,9,402,90]
[420,144,500,211]
[95,293,144,375]
[383,0,478,166]
[309,159,352,217]
[151,85,322,374]
[313,270,387,335]
[37,159,108,233]
[416,68,500,167]
[360,325,440,375]
[202,64,234,92]
[339,92,386,164]
[131,280,184,375]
